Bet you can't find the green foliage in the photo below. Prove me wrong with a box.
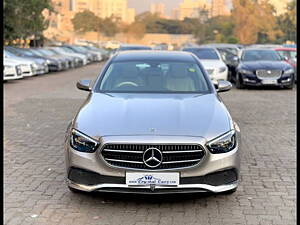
[4,0,54,44]
[72,11,118,37]
[71,10,100,33]
[275,0,296,43]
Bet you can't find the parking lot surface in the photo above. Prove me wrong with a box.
[4,63,296,225]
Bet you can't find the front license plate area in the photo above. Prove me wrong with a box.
[261,79,277,85]
[126,172,179,186]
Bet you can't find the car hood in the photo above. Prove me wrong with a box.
[74,93,231,141]
[199,60,226,69]
[240,61,291,70]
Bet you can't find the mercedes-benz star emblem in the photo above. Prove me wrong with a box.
[143,147,163,168]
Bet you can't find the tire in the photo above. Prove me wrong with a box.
[222,187,237,195]
[285,76,295,89]
[235,74,245,89]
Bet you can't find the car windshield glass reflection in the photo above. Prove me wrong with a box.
[98,61,210,93]
[242,50,281,61]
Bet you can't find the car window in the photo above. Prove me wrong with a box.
[241,50,281,61]
[183,48,220,60]
[97,61,210,93]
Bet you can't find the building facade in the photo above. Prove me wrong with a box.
[211,0,230,17]
[150,3,166,18]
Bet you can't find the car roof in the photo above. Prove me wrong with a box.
[112,50,196,62]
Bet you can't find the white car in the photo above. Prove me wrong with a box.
[4,50,36,77]
[182,47,228,81]
[4,58,24,80]
[50,47,88,65]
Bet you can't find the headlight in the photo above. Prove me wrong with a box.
[239,69,253,75]
[70,129,99,153]
[284,68,294,74]
[46,59,51,64]
[218,67,227,73]
[206,130,236,154]
[32,63,38,68]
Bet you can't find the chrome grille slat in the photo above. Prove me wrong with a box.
[101,144,206,170]
[103,149,143,154]
[162,159,201,164]
[256,70,282,79]
[163,150,203,153]
[105,158,144,164]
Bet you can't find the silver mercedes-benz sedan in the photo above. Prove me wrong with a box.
[65,51,241,194]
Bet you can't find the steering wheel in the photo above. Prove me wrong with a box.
[116,81,138,88]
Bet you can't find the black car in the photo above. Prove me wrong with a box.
[235,49,295,89]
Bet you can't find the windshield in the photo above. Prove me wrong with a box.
[62,47,76,53]
[242,50,281,61]
[183,48,220,60]
[97,61,211,93]
[29,49,45,57]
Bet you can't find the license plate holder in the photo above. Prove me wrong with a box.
[261,79,277,85]
[126,172,179,186]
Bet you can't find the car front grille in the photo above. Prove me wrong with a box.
[101,144,206,170]
[256,70,282,79]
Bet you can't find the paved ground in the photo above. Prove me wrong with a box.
[4,63,296,225]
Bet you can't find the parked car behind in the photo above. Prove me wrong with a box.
[235,48,295,89]
[81,46,110,60]
[74,45,103,62]
[62,45,96,63]
[274,48,297,82]
[4,50,36,77]
[49,46,88,66]
[5,46,49,74]
[4,58,23,81]
[182,47,229,81]
[26,48,65,72]
[4,48,47,75]
[118,44,152,51]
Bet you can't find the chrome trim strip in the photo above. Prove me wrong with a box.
[67,179,238,193]
[162,159,201,164]
[103,149,144,153]
[105,158,144,164]
[163,150,203,153]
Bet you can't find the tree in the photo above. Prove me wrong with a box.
[231,0,280,44]
[4,0,54,45]
[100,17,119,37]
[276,0,296,43]
[71,10,100,33]
[123,22,146,41]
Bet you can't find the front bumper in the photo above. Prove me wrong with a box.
[67,179,238,194]
[65,135,240,194]
[240,73,294,86]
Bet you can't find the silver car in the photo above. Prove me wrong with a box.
[65,51,241,194]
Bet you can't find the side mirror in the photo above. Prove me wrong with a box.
[216,80,232,93]
[76,79,92,91]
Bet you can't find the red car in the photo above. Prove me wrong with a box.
[275,48,297,82]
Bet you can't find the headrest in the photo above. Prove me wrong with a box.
[169,64,188,78]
